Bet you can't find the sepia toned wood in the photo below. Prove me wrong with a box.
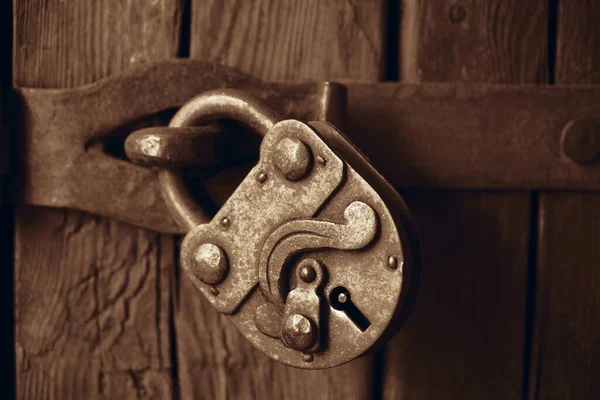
[382,0,547,398]
[173,0,386,398]
[532,1,600,398]
[13,1,182,398]
[190,0,385,81]
[399,0,549,83]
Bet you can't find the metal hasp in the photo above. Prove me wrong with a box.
[136,89,420,369]
[14,60,600,234]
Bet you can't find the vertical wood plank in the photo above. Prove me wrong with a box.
[175,1,386,399]
[533,1,600,398]
[383,1,547,398]
[190,0,384,81]
[13,2,183,398]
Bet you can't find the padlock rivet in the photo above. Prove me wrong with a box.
[220,217,230,228]
[302,353,314,362]
[281,314,316,351]
[299,264,316,282]
[256,172,268,183]
[337,292,348,304]
[387,255,398,269]
[193,243,229,285]
[316,156,326,166]
[274,137,312,180]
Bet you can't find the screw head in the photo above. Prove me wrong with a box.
[273,137,312,180]
[193,243,229,285]
[281,314,316,351]
[561,118,600,164]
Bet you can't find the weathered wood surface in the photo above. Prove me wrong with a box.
[172,0,386,398]
[532,1,600,398]
[13,1,182,398]
[382,0,547,398]
[190,0,384,81]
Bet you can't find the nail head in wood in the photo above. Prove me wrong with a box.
[561,118,600,165]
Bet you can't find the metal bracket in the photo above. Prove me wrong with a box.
[13,60,345,233]
[12,59,600,233]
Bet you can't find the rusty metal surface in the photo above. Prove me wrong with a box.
[14,59,345,233]
[179,119,346,314]
[14,59,425,368]
[232,120,415,368]
[125,125,225,168]
[13,59,600,233]
[160,89,284,231]
[169,89,418,368]
[346,83,600,190]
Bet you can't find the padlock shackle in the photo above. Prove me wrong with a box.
[160,89,281,231]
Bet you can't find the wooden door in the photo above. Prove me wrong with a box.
[10,1,599,399]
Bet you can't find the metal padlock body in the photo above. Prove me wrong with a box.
[180,119,420,369]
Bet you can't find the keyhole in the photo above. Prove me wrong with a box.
[329,286,371,332]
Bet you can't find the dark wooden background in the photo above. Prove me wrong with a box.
[9,0,600,399]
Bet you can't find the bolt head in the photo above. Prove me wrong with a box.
[281,314,316,351]
[274,137,312,181]
[561,119,600,164]
[193,243,229,285]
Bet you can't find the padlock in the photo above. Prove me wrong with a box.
[133,89,421,369]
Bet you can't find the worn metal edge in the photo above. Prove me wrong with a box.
[11,59,600,234]
[13,59,344,233]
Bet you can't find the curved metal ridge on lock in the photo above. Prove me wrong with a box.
[177,117,346,314]
[258,201,379,308]
[159,89,419,369]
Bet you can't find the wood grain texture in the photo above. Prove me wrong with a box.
[190,0,385,81]
[399,0,548,82]
[383,0,547,398]
[13,1,182,398]
[14,0,183,88]
[554,0,600,84]
[533,1,600,398]
[174,1,386,399]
